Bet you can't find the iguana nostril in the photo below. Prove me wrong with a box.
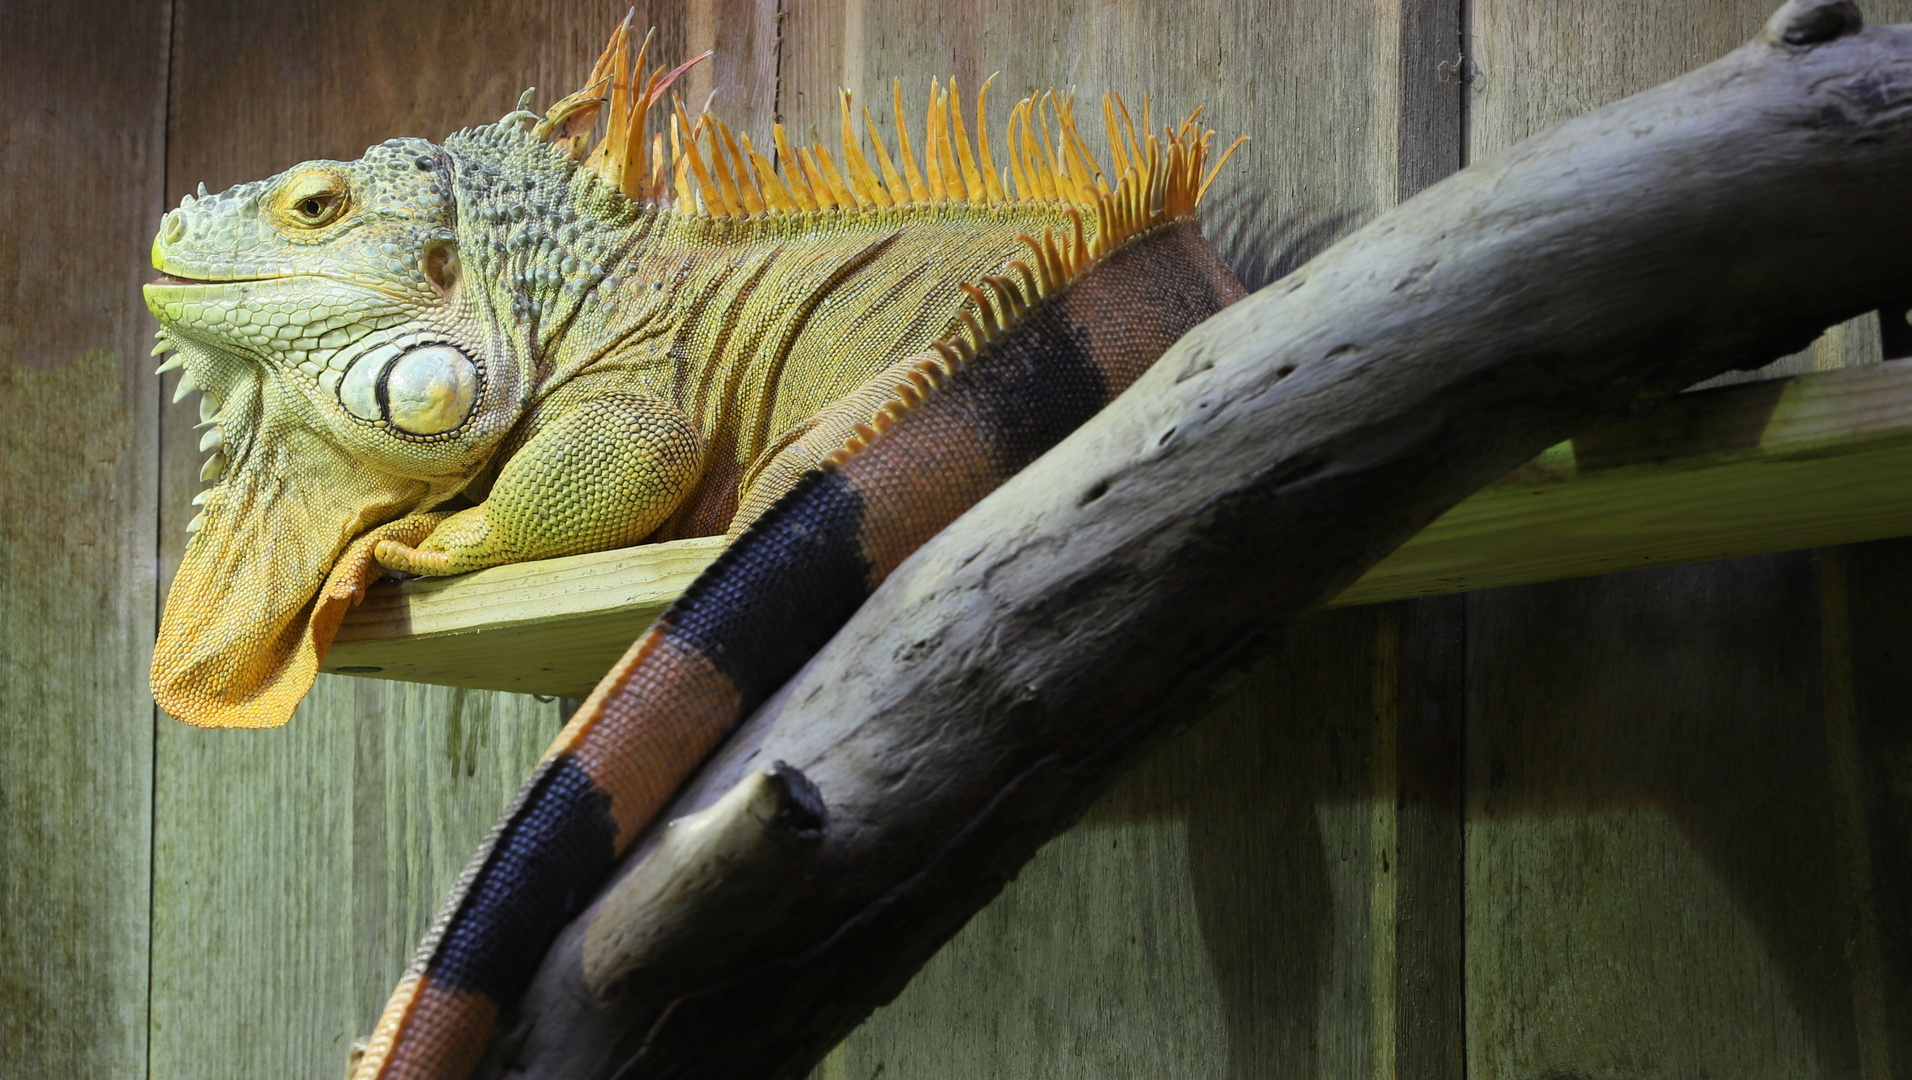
[162,211,186,245]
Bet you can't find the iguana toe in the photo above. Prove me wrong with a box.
[374,539,458,577]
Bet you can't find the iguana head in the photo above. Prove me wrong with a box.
[148,117,626,726]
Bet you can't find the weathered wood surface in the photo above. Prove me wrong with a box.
[1461,2,1912,1078]
[7,3,1912,1079]
[483,6,1912,1075]
[0,3,167,1078]
[787,5,1469,1078]
[1844,536,1912,1073]
[325,356,1912,696]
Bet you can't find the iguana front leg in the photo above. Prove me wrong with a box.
[375,392,702,577]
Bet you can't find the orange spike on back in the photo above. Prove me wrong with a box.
[974,75,1005,203]
[672,99,721,213]
[839,90,893,208]
[892,78,931,203]
[794,146,838,210]
[714,122,765,215]
[553,18,1235,232]
[923,80,949,202]
[773,124,821,211]
[1005,101,1032,202]
[739,132,799,213]
[812,144,862,210]
[863,104,911,206]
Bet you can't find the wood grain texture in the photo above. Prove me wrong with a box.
[1465,555,1867,1079]
[484,5,1912,1071]
[1844,536,1912,1076]
[324,537,727,697]
[145,4,718,1077]
[822,609,1389,1079]
[0,2,167,1078]
[320,357,1912,697]
[1461,2,1911,1077]
[774,2,1465,1076]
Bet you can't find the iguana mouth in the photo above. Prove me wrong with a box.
[150,272,285,286]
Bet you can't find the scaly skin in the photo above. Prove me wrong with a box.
[144,23,1247,1080]
[148,72,1124,728]
[349,131,1242,1080]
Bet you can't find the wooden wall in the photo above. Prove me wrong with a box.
[2,2,1908,1078]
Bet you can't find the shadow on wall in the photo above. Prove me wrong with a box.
[1088,540,1910,1078]
[1089,606,1381,1080]
[1201,183,1362,294]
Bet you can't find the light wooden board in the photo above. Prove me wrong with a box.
[1461,2,1912,1077]
[0,3,167,1077]
[1339,356,1912,604]
[324,357,1912,697]
[325,536,725,697]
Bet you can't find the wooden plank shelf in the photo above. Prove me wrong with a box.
[323,357,1912,697]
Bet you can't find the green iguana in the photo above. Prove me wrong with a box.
[147,21,1246,1079]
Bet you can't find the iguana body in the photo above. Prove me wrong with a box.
[147,25,1205,730]
[146,23,1244,1079]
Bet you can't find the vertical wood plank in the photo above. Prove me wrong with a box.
[823,610,1386,1079]
[1844,536,1912,1078]
[1461,4,1910,1077]
[0,2,168,1078]
[1464,558,1866,1079]
[145,5,759,1078]
[683,0,782,144]
[1392,596,1468,1080]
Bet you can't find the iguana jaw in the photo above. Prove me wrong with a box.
[146,291,511,728]
[151,393,447,728]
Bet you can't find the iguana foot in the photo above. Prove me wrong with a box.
[373,505,510,577]
[374,538,458,576]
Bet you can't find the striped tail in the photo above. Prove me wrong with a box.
[349,93,1243,1080]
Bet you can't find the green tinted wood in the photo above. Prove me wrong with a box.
[1463,2,1901,1076]
[0,2,167,1077]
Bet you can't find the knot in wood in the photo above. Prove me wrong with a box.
[1766,0,1862,46]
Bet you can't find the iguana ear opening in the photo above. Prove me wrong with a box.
[151,436,440,728]
[422,240,459,297]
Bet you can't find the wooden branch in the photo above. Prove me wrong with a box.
[327,356,1912,696]
[476,5,1912,1076]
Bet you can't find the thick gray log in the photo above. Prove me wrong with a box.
[477,3,1912,1077]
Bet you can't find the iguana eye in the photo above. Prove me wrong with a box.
[293,192,343,225]
[280,177,348,228]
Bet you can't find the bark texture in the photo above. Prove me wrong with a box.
[478,3,1912,1076]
